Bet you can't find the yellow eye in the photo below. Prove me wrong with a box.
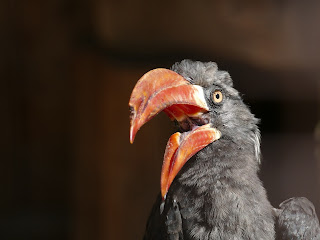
[213,90,223,103]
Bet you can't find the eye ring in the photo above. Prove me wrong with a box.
[213,90,223,103]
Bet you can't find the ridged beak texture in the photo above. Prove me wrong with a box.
[129,68,221,199]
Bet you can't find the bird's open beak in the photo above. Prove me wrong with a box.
[129,68,221,199]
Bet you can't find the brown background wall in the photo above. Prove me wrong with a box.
[2,1,320,239]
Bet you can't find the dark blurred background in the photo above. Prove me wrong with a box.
[2,0,320,239]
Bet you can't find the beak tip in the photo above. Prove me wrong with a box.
[129,126,136,144]
[161,188,167,200]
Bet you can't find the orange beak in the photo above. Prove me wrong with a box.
[129,68,221,199]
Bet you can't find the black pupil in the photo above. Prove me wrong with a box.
[215,93,220,99]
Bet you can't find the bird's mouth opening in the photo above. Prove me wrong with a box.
[129,68,221,199]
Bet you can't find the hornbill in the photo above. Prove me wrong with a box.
[129,60,320,239]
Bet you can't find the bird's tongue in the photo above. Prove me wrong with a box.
[161,124,221,199]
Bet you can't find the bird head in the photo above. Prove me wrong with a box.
[129,60,260,199]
